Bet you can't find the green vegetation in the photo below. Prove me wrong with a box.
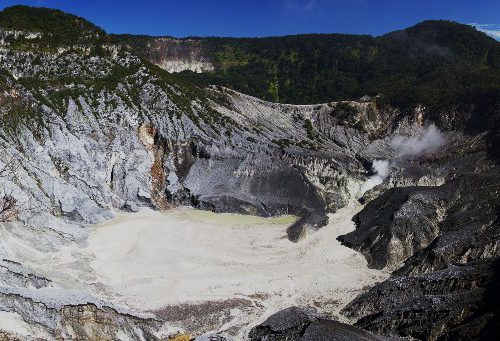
[0,73,45,136]
[0,6,498,156]
[272,138,291,148]
[0,5,108,46]
[116,20,500,113]
[2,102,44,133]
[217,45,249,71]
[303,119,314,139]
[271,137,319,151]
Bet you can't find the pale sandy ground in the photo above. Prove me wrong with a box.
[1,203,388,339]
[87,203,387,337]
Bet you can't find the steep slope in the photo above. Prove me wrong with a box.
[330,110,500,340]
[338,172,500,340]
[0,6,369,239]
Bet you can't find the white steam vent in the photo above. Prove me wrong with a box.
[359,160,390,195]
[359,124,446,196]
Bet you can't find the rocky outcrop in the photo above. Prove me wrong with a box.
[249,306,387,341]
[339,185,445,269]
[0,290,163,340]
[339,172,500,270]
[0,259,51,289]
[337,149,500,340]
[342,259,500,341]
[59,304,162,340]
[0,256,165,340]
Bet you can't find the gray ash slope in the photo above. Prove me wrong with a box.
[0,5,499,341]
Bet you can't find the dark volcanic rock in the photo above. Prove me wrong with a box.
[249,307,386,341]
[342,259,500,341]
[249,307,312,340]
[339,170,500,340]
[300,321,388,341]
[343,261,491,318]
[338,185,447,269]
[181,157,329,242]
[338,173,500,270]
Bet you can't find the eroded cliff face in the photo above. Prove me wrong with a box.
[146,38,215,73]
[0,293,163,340]
[0,33,365,237]
[0,255,165,340]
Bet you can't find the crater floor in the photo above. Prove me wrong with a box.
[6,206,388,338]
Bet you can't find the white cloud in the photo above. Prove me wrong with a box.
[470,23,500,40]
[285,0,319,11]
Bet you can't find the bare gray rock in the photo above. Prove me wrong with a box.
[249,307,387,341]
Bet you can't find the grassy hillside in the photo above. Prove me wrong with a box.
[0,5,498,154]
[115,21,500,110]
[0,5,108,45]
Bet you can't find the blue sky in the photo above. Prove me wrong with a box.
[1,0,499,39]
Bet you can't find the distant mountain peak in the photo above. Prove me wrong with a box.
[386,19,498,43]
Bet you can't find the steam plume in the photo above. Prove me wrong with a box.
[359,160,390,195]
[359,124,445,196]
[390,124,445,158]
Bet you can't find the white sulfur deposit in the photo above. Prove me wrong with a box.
[1,205,387,338]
